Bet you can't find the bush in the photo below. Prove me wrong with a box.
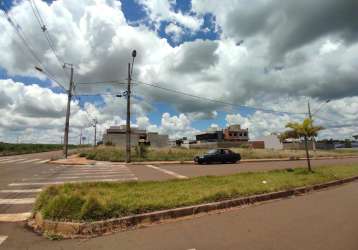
[135,144,149,159]
[80,195,105,220]
[41,193,85,221]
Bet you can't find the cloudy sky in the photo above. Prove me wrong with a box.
[0,0,357,144]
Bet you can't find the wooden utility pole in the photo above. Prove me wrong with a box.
[63,64,74,158]
[79,128,82,145]
[93,119,98,147]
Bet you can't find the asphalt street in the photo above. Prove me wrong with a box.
[0,151,357,249]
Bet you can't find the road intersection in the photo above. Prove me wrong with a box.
[0,151,358,249]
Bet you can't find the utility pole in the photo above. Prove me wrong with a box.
[126,63,131,163]
[307,100,316,152]
[79,128,83,145]
[63,63,74,158]
[125,50,137,163]
[93,119,98,147]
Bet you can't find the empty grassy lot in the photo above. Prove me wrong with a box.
[34,164,358,222]
[0,142,87,156]
[79,146,358,162]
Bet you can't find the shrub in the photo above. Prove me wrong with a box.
[41,193,85,221]
[80,195,105,220]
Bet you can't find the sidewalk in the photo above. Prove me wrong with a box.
[49,154,95,165]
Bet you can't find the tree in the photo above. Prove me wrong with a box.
[282,118,324,172]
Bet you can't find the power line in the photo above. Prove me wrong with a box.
[134,80,306,116]
[1,8,66,91]
[76,80,128,85]
[73,94,97,126]
[28,0,69,80]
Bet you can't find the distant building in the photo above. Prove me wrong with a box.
[196,125,249,143]
[223,125,249,141]
[196,130,224,143]
[103,125,168,148]
[253,134,283,150]
[191,124,249,149]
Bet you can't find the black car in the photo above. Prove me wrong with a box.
[194,148,241,164]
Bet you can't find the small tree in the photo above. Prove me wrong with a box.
[282,118,324,172]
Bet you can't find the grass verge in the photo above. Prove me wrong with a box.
[34,164,358,222]
[79,146,358,162]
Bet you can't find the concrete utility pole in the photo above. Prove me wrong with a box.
[93,119,98,147]
[63,63,74,158]
[125,50,137,163]
[307,100,316,152]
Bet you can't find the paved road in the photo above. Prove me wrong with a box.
[1,178,358,249]
[127,157,358,180]
[0,151,358,249]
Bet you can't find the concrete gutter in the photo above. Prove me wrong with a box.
[28,175,358,238]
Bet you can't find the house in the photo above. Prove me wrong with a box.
[103,125,168,148]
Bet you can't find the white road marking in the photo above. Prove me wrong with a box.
[0,158,11,162]
[38,159,50,163]
[0,158,26,163]
[0,189,42,193]
[19,158,41,163]
[145,165,188,179]
[0,212,32,222]
[23,174,135,180]
[0,198,35,204]
[9,177,138,186]
[0,235,8,245]
[58,170,132,176]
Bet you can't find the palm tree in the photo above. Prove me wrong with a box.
[283,118,324,172]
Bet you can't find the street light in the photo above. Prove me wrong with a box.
[312,99,330,116]
[308,98,331,152]
[125,50,137,163]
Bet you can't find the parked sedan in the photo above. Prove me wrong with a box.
[194,148,241,164]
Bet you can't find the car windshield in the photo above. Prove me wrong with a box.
[207,149,218,154]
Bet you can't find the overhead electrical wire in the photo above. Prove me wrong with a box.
[28,0,70,80]
[133,80,306,116]
[1,6,66,91]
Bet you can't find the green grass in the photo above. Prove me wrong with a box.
[0,142,87,156]
[79,146,358,162]
[34,164,358,222]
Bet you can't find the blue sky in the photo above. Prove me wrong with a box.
[0,0,243,133]
[1,0,357,142]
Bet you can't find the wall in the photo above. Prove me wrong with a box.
[103,134,139,146]
[148,134,169,148]
[283,141,313,150]
[188,141,249,149]
[254,135,283,150]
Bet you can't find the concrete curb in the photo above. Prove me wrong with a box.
[47,155,358,166]
[28,175,358,238]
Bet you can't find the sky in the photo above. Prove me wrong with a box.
[0,0,357,144]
